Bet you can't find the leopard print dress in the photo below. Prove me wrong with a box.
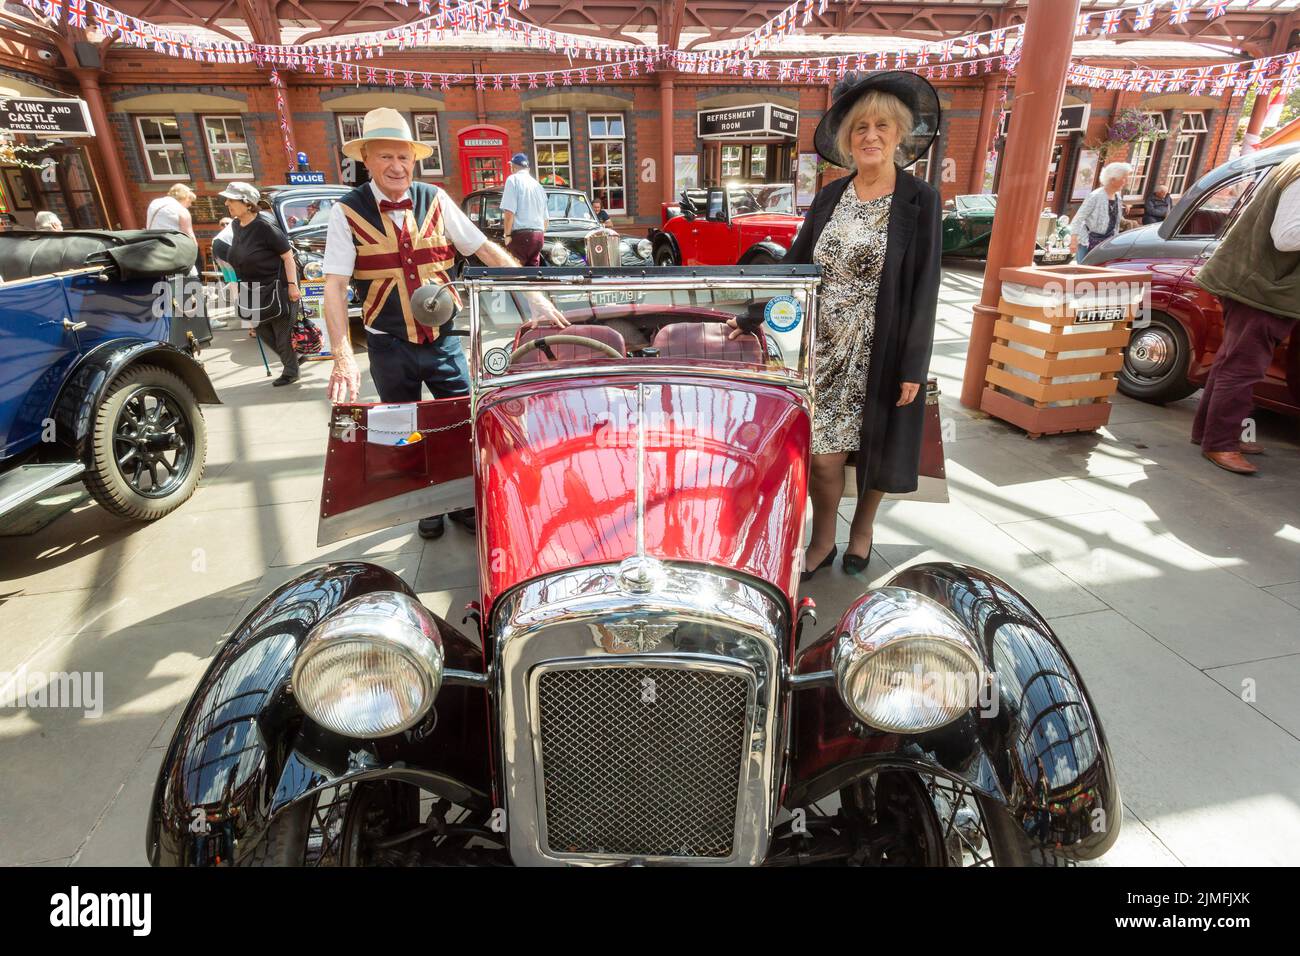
[811,186,892,455]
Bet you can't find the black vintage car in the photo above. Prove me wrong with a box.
[462,186,653,267]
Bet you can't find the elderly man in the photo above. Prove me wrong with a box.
[1191,153,1300,474]
[1142,183,1172,225]
[501,152,549,266]
[35,210,63,231]
[1070,162,1133,262]
[322,108,564,540]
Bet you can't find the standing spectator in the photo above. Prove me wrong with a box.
[501,152,549,266]
[35,210,63,231]
[146,184,196,239]
[208,216,236,332]
[1191,152,1300,474]
[321,109,565,539]
[1142,183,1172,225]
[1069,162,1132,262]
[592,197,611,224]
[737,71,942,579]
[221,182,301,386]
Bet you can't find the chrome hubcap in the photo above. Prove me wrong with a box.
[1127,327,1175,379]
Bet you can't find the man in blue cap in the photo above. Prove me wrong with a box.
[501,152,549,266]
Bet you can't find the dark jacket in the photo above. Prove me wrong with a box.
[1141,193,1172,225]
[783,167,942,494]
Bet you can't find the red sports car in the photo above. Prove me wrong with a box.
[650,183,804,266]
[147,266,1121,868]
[1086,142,1299,412]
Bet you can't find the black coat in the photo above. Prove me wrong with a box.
[783,167,942,495]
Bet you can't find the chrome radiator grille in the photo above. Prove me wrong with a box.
[536,665,750,859]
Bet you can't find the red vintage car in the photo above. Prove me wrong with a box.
[148,267,1120,867]
[651,183,804,266]
[1087,142,1299,411]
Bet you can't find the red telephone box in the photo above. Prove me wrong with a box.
[457,125,511,196]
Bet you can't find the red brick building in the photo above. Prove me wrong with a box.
[0,15,1268,249]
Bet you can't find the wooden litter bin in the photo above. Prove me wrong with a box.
[980,263,1151,438]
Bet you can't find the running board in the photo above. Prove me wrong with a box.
[0,462,86,524]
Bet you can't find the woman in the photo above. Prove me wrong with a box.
[1070,162,1133,262]
[735,72,942,580]
[1142,183,1172,225]
[220,182,302,386]
[146,184,198,277]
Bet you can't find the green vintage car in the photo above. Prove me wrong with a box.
[942,194,1072,264]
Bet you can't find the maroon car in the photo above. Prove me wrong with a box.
[1086,142,1299,412]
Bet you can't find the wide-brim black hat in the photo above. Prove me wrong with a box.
[814,71,941,170]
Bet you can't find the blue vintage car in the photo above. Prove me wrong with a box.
[0,229,220,526]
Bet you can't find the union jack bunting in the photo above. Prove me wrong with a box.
[1135,3,1156,31]
[1075,12,1092,36]
[67,0,86,26]
[1102,9,1122,34]
[1170,0,1193,24]
[1205,0,1230,18]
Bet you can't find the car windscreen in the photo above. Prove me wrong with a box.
[727,184,794,215]
[282,197,338,232]
[467,273,817,389]
[955,195,996,214]
[547,193,597,222]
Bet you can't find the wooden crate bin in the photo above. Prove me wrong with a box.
[979,264,1151,438]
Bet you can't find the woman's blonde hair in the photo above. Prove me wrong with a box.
[835,91,915,168]
[168,183,196,202]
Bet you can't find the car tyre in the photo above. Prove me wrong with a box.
[653,244,677,266]
[745,251,779,266]
[1118,312,1197,404]
[85,364,207,520]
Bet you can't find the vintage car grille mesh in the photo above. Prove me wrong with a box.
[537,666,749,858]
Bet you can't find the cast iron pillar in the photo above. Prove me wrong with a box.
[71,68,137,229]
[968,74,1001,195]
[659,70,675,204]
[961,0,1081,409]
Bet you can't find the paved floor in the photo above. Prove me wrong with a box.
[1,263,1297,866]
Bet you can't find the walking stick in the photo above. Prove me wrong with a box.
[253,327,272,376]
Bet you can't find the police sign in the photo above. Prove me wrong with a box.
[0,97,95,137]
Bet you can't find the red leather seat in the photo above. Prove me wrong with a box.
[652,322,763,365]
[513,323,627,364]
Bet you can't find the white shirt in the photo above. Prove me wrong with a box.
[500,169,549,232]
[145,195,186,232]
[323,180,485,277]
[1271,179,1300,253]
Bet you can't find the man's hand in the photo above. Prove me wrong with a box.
[287,282,301,302]
[725,317,748,341]
[329,353,361,404]
[897,382,921,406]
[528,296,570,329]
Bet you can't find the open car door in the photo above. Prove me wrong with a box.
[317,397,473,546]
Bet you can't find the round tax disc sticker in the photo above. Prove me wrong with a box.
[764,295,802,333]
[483,347,511,375]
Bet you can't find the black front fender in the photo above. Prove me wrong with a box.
[788,562,1121,861]
[147,561,491,866]
[738,240,788,264]
[54,339,220,462]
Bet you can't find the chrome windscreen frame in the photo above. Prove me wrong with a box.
[492,561,788,867]
[464,269,820,400]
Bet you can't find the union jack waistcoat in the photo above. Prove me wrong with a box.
[338,182,458,344]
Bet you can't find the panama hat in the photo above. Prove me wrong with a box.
[341,107,433,162]
[814,71,941,170]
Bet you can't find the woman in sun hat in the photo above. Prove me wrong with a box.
[734,71,943,581]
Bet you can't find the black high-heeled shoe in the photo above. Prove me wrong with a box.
[800,545,837,583]
[842,548,872,575]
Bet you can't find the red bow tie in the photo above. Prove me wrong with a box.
[379,198,412,212]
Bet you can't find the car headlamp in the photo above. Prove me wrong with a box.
[636,238,653,260]
[832,587,986,734]
[302,260,325,281]
[547,242,570,266]
[292,591,444,738]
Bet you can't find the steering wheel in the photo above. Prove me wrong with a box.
[509,334,624,363]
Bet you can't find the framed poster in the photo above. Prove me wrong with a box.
[3,167,32,210]
[673,154,698,199]
[1072,149,1100,201]
[796,153,819,209]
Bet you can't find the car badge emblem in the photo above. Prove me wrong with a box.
[483,346,511,375]
[617,555,663,593]
[596,619,677,654]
